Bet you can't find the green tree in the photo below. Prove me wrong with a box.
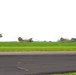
[0,34,2,37]
[18,37,23,42]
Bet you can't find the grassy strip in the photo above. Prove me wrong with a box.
[0,42,76,47]
[0,46,76,52]
[51,72,76,75]
[0,42,76,52]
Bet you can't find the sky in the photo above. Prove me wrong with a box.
[0,0,76,41]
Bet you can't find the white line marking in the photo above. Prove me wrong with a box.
[17,66,28,71]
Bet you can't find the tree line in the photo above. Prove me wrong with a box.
[18,37,33,42]
[58,37,76,42]
[1,33,76,42]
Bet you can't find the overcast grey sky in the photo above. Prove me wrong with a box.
[0,0,76,41]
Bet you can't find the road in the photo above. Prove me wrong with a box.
[0,53,76,75]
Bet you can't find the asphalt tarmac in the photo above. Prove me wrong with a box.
[0,53,76,75]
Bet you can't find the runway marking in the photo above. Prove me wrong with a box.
[18,61,22,64]
[17,66,28,71]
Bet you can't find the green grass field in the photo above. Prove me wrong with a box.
[0,42,76,52]
[51,72,76,75]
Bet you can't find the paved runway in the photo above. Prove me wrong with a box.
[0,54,76,75]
